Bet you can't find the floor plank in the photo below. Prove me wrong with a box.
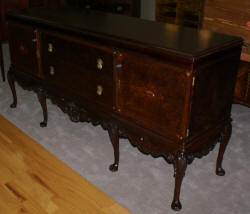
[0,114,130,214]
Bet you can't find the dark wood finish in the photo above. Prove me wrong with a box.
[172,153,187,211]
[155,0,205,28]
[6,7,242,211]
[37,88,48,127]
[203,0,250,107]
[0,0,47,81]
[216,122,232,176]
[7,66,17,108]
[0,0,140,82]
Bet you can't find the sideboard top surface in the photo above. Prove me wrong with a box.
[6,7,243,60]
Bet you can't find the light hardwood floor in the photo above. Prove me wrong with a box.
[0,114,130,214]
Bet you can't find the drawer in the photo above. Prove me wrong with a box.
[41,32,116,108]
[43,57,114,108]
[41,33,114,79]
[8,23,39,76]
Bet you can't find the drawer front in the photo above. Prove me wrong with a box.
[117,51,189,140]
[41,33,114,79]
[8,23,39,76]
[41,32,115,108]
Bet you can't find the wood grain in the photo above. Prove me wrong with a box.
[0,114,130,214]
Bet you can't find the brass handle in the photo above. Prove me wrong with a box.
[48,43,53,52]
[49,66,55,76]
[96,85,103,96]
[116,6,123,12]
[85,4,91,9]
[97,58,103,70]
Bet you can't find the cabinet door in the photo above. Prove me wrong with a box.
[117,51,189,140]
[8,23,39,76]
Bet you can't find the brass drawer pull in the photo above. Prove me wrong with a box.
[97,85,103,96]
[49,66,55,76]
[97,58,103,70]
[48,43,53,52]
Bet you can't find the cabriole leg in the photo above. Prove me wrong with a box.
[216,122,232,176]
[7,68,17,108]
[107,124,119,172]
[37,88,48,127]
[171,153,187,211]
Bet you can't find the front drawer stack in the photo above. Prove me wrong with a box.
[203,0,250,107]
[41,32,115,109]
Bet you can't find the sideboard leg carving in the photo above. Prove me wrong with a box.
[108,124,119,172]
[7,68,17,108]
[216,122,232,176]
[37,89,48,127]
[171,153,187,211]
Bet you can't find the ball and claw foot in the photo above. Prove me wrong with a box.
[216,167,225,176]
[40,122,47,128]
[10,103,17,108]
[109,163,118,172]
[171,200,182,211]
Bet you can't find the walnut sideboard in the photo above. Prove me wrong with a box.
[6,7,242,211]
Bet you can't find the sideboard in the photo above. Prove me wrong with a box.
[6,7,242,211]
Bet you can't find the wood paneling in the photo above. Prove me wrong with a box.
[0,114,130,214]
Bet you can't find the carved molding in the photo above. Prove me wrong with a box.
[10,67,229,167]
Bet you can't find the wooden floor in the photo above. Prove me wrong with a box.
[0,114,130,214]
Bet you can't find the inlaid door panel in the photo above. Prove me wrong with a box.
[117,51,189,140]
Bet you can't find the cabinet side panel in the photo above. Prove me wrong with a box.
[8,22,39,76]
[117,51,188,140]
[189,47,242,137]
